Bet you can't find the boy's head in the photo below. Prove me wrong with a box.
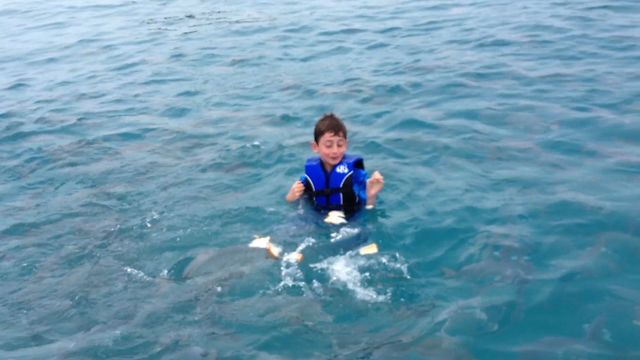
[314,113,347,143]
[311,113,349,171]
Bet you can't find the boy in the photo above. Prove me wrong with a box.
[285,113,384,215]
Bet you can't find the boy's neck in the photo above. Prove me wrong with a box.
[321,157,344,173]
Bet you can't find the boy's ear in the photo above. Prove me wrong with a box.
[310,141,319,153]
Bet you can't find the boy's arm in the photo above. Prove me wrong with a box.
[365,171,384,207]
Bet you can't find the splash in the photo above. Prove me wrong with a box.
[123,266,152,281]
[312,252,391,303]
[380,252,411,279]
[277,237,316,290]
[330,226,361,242]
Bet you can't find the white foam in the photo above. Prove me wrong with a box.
[276,237,316,290]
[123,266,152,281]
[380,252,411,279]
[311,280,324,296]
[296,237,316,252]
[278,257,304,289]
[330,226,361,242]
[312,254,390,303]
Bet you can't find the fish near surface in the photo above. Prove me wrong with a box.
[169,245,275,285]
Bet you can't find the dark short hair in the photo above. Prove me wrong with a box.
[314,113,347,143]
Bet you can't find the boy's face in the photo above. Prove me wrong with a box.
[311,132,348,171]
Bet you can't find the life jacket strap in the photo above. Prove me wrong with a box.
[312,188,344,196]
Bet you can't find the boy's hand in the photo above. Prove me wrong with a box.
[366,171,384,206]
[285,180,305,202]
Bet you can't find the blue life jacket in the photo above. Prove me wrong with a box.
[303,154,365,213]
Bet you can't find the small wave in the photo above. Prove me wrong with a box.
[300,46,353,62]
[161,106,191,118]
[5,82,29,91]
[317,28,367,36]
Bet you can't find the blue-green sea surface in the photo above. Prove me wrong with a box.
[1,0,639,359]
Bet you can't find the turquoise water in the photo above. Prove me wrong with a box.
[2,0,640,358]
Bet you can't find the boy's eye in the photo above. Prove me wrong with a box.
[322,140,345,148]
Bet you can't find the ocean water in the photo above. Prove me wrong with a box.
[1,0,639,358]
